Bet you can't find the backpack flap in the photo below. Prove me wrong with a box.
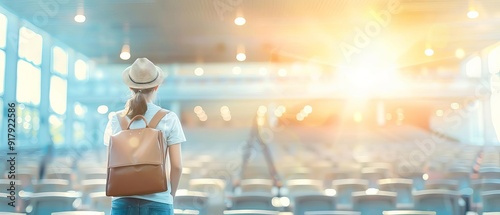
[108,128,165,168]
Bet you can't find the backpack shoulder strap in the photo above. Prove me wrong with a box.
[149,109,169,128]
[117,111,129,130]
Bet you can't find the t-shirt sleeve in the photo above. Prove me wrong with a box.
[165,112,186,146]
[103,112,121,146]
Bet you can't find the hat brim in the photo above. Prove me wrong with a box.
[122,66,165,89]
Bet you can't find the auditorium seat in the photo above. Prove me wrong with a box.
[79,168,107,180]
[239,179,274,195]
[444,166,471,192]
[6,171,35,192]
[80,179,107,192]
[179,168,192,190]
[378,178,413,209]
[230,194,275,211]
[0,192,17,212]
[33,179,70,192]
[332,179,369,207]
[471,179,500,209]
[189,178,226,203]
[223,210,279,215]
[88,192,111,214]
[174,191,209,215]
[51,211,104,215]
[46,168,74,181]
[174,209,200,215]
[325,169,360,181]
[303,211,360,215]
[285,179,323,197]
[293,194,336,215]
[0,179,22,193]
[425,179,459,191]
[479,167,500,179]
[352,190,397,215]
[309,161,334,179]
[284,167,312,180]
[482,190,500,212]
[80,179,106,205]
[0,213,27,215]
[382,210,436,215]
[413,189,460,215]
[399,171,426,191]
[24,192,82,215]
[363,163,392,178]
[361,167,387,188]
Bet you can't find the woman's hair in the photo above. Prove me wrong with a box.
[124,87,156,119]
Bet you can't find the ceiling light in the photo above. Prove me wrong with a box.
[220,106,230,114]
[424,48,434,56]
[194,106,203,114]
[120,44,131,60]
[97,105,108,114]
[467,10,479,19]
[451,102,460,110]
[296,114,305,121]
[303,105,312,114]
[74,14,86,23]
[236,53,246,61]
[257,105,267,116]
[199,114,208,122]
[422,173,429,180]
[194,67,204,76]
[75,2,86,23]
[234,17,246,26]
[223,115,231,121]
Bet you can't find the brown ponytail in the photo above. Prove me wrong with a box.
[124,87,155,119]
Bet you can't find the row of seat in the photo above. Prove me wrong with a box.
[173,189,500,215]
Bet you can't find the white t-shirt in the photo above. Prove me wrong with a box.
[103,102,186,204]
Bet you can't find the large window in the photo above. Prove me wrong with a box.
[52,46,68,76]
[17,26,42,145]
[73,102,87,145]
[18,27,42,65]
[0,99,2,134]
[0,13,5,133]
[17,104,40,145]
[0,13,6,48]
[49,46,68,145]
[16,60,41,105]
[49,76,67,115]
[75,59,88,81]
[0,51,5,95]
[73,121,86,144]
[0,13,6,96]
[49,114,64,145]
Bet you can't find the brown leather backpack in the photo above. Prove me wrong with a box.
[106,109,169,196]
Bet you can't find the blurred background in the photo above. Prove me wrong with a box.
[1,0,500,215]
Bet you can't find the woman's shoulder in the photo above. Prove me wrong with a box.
[107,109,127,121]
[160,109,179,120]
